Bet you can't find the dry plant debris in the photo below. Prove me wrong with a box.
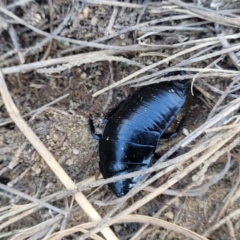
[1,0,240,239]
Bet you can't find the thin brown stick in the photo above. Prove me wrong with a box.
[1,47,159,75]
[40,0,53,61]
[0,6,143,51]
[0,49,16,62]
[130,183,196,240]
[0,183,66,215]
[92,41,218,96]
[7,166,31,186]
[145,158,231,197]
[203,208,240,237]
[201,80,238,99]
[207,74,240,120]
[168,0,240,28]
[11,214,63,240]
[24,6,74,57]
[37,55,154,74]
[226,220,237,240]
[6,0,34,9]
[0,207,41,231]
[0,93,69,126]
[84,0,143,8]
[80,134,240,240]
[105,6,118,35]
[8,25,25,63]
[47,215,208,240]
[132,73,237,88]
[60,14,195,55]
[215,153,240,221]
[0,71,118,240]
[178,43,240,67]
[205,124,240,132]
[218,34,240,70]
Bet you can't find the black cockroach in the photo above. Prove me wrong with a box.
[89,73,189,197]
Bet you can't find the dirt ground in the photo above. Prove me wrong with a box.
[1,0,240,240]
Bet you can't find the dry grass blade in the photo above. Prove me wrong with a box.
[203,208,240,237]
[218,35,240,70]
[1,50,120,74]
[0,183,66,215]
[226,220,237,240]
[11,214,63,240]
[92,41,217,96]
[37,55,153,74]
[1,47,159,75]
[168,0,240,28]
[0,71,118,240]
[46,215,208,240]
[84,0,143,8]
[0,93,69,126]
[0,6,149,51]
[130,183,197,240]
[79,130,240,239]
[208,74,240,119]
[146,157,231,197]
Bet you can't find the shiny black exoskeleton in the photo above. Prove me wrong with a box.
[90,73,189,197]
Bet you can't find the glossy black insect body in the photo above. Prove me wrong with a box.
[90,77,188,197]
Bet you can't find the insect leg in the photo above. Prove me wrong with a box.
[88,118,102,140]
[154,152,161,159]
[161,116,187,139]
[0,176,9,185]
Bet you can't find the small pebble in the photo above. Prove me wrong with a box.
[120,34,125,40]
[182,128,190,136]
[95,70,102,76]
[79,13,84,21]
[45,183,54,189]
[66,159,73,166]
[81,72,87,80]
[83,6,90,19]
[91,16,98,26]
[73,149,80,155]
[164,211,174,220]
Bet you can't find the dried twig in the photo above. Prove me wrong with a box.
[168,0,240,28]
[226,219,237,240]
[83,0,143,9]
[24,6,74,57]
[11,214,63,240]
[8,25,25,63]
[0,6,147,51]
[40,0,53,61]
[218,34,240,70]
[37,55,154,74]
[207,74,240,120]
[92,41,218,96]
[0,183,66,215]
[130,183,196,240]
[203,208,240,237]
[0,71,118,240]
[79,132,240,240]
[6,0,34,9]
[0,93,69,126]
[61,14,194,55]
[46,214,208,240]
[1,47,160,75]
[105,6,118,35]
